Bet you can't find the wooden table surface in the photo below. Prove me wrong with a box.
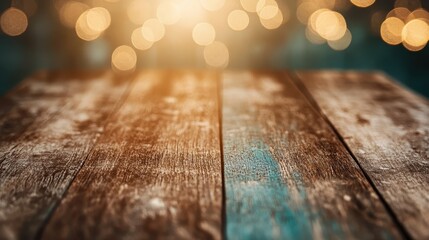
[0,70,427,240]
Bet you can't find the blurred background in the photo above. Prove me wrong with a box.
[0,0,428,96]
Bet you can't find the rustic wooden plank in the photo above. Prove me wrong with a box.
[42,71,223,240]
[296,71,429,240]
[222,71,403,240]
[0,71,67,158]
[0,71,131,240]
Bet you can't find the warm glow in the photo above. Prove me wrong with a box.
[86,7,111,32]
[75,11,101,41]
[297,2,318,24]
[314,10,347,41]
[157,1,181,25]
[380,17,404,45]
[402,19,429,51]
[257,0,279,20]
[192,22,216,46]
[309,8,327,30]
[306,27,326,44]
[328,29,352,50]
[260,10,283,30]
[4,0,425,70]
[131,28,153,50]
[228,10,249,31]
[142,18,165,42]
[59,1,89,28]
[112,45,137,71]
[240,0,259,13]
[0,8,28,37]
[200,0,225,11]
[127,0,152,25]
[204,41,229,67]
[408,9,429,23]
[350,0,376,8]
[402,41,424,52]
[387,7,410,21]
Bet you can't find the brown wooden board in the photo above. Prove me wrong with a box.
[42,71,223,240]
[0,71,67,159]
[222,71,402,239]
[296,71,429,240]
[0,71,131,240]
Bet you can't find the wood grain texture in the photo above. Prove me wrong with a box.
[0,71,65,159]
[222,71,402,240]
[0,71,131,240]
[296,71,429,240]
[42,71,223,240]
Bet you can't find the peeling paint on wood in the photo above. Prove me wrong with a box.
[222,71,401,240]
[0,70,426,240]
[297,71,429,240]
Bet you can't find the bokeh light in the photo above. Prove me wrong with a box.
[204,41,229,68]
[59,1,89,28]
[192,22,216,46]
[402,19,429,51]
[306,26,326,44]
[142,18,165,42]
[350,0,376,8]
[380,17,405,45]
[0,7,28,37]
[75,10,101,41]
[328,29,352,50]
[228,10,249,31]
[0,0,428,75]
[111,45,137,72]
[260,8,284,29]
[313,10,347,41]
[240,0,259,13]
[408,8,429,22]
[387,7,411,21]
[86,7,111,32]
[257,0,279,20]
[379,5,429,50]
[131,27,153,50]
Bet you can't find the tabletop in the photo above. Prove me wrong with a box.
[0,70,428,240]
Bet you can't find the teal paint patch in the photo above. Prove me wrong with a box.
[223,138,314,240]
[222,74,398,240]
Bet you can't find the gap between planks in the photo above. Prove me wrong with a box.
[0,71,135,240]
[288,71,411,240]
[41,71,223,240]
[35,72,139,240]
[216,71,227,240]
[222,71,401,240]
[2,70,421,240]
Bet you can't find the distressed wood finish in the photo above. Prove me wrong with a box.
[0,71,66,159]
[222,72,402,240]
[42,71,223,240]
[296,71,429,240]
[0,71,131,240]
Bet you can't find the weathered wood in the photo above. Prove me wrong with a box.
[222,71,402,240]
[0,71,131,240]
[0,71,65,158]
[296,71,429,240]
[42,71,223,240]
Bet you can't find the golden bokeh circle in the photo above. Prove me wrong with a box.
[1,8,28,36]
